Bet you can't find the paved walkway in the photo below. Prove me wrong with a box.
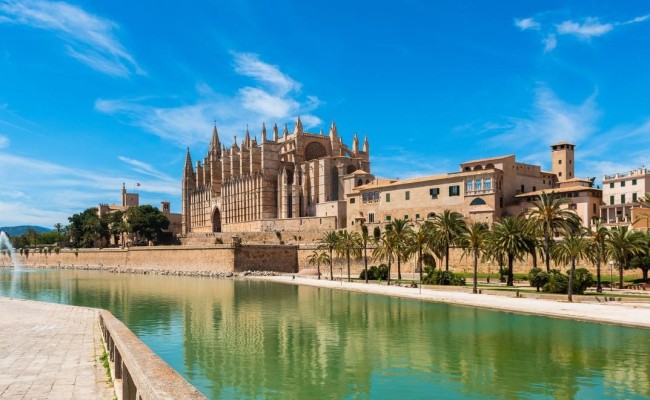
[0,298,114,399]
[261,275,650,329]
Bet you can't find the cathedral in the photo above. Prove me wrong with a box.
[182,117,373,234]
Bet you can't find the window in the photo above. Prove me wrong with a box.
[499,197,503,208]
[475,179,482,191]
[610,182,614,188]
[368,212,375,223]
[350,198,356,204]
[362,193,368,202]
[569,204,577,210]
[621,181,626,187]
[373,191,379,201]
[621,194,626,204]
[385,215,391,222]
[558,159,562,164]
[470,198,486,206]
[405,191,410,200]
[633,193,638,202]
[485,178,491,191]
[466,180,473,192]
[632,179,637,185]
[521,185,525,193]
[386,193,391,202]
[429,188,440,197]
[593,203,597,214]
[610,196,614,205]
[559,172,562,177]
[404,215,409,220]
[351,221,354,225]
[415,213,420,220]
[533,186,536,192]
[449,185,460,196]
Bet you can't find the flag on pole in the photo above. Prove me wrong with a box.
[136,183,141,187]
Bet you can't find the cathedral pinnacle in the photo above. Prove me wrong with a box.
[183,147,193,174]
[273,123,279,141]
[329,120,338,140]
[363,135,369,153]
[283,124,289,138]
[210,125,220,155]
[244,125,251,148]
[293,116,303,135]
[261,122,267,143]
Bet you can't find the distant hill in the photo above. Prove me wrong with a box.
[0,225,53,236]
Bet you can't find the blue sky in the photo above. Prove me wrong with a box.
[1,0,649,227]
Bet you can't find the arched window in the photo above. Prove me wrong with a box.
[470,198,486,206]
[427,212,436,219]
[475,179,482,191]
[485,178,492,191]
[466,180,473,192]
[357,179,363,187]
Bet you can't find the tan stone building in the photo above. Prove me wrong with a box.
[182,118,372,234]
[600,167,650,227]
[347,142,599,229]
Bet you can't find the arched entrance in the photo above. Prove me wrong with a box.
[212,208,222,232]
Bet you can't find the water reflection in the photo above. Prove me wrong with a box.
[0,270,648,399]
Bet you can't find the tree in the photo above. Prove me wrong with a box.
[386,218,412,280]
[460,221,488,294]
[605,226,645,289]
[373,230,397,285]
[307,250,330,280]
[67,207,108,248]
[336,230,362,282]
[360,224,370,283]
[637,193,650,208]
[628,231,650,282]
[430,210,466,271]
[406,221,436,284]
[318,231,339,280]
[105,211,125,246]
[488,216,530,286]
[552,230,591,302]
[587,222,609,292]
[53,223,63,235]
[126,205,170,245]
[526,192,582,272]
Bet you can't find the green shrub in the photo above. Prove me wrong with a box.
[543,270,568,294]
[528,268,549,292]
[571,268,594,295]
[360,264,389,280]
[423,268,465,286]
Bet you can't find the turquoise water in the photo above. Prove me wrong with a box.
[1,269,649,399]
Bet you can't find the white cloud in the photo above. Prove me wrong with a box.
[0,0,142,77]
[0,151,179,226]
[516,13,650,51]
[515,18,540,31]
[484,85,599,148]
[0,135,8,148]
[96,52,323,146]
[556,18,613,38]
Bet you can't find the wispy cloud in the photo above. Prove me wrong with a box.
[514,17,540,31]
[96,52,322,146]
[515,13,650,51]
[372,146,452,179]
[0,0,142,77]
[0,152,179,226]
[0,135,8,148]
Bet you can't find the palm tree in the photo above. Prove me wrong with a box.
[460,221,488,294]
[526,192,582,272]
[386,218,413,280]
[489,216,530,286]
[373,231,396,285]
[587,222,609,293]
[552,230,590,302]
[637,193,650,208]
[336,230,362,282]
[53,223,63,235]
[307,250,330,280]
[406,221,435,284]
[360,224,370,283]
[318,231,339,281]
[431,210,466,271]
[605,226,645,289]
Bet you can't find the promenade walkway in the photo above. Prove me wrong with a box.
[0,298,114,399]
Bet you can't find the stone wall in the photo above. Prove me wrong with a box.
[3,244,297,273]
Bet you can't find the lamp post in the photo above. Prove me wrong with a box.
[609,260,614,291]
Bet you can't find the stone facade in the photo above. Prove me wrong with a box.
[600,167,650,227]
[347,142,601,230]
[182,118,373,234]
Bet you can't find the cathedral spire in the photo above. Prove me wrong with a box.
[293,116,303,135]
[283,124,289,138]
[363,134,369,153]
[329,120,338,140]
[319,128,324,136]
[352,132,359,154]
[210,124,221,156]
[183,147,193,174]
[244,125,251,148]
[273,123,279,141]
[261,123,267,143]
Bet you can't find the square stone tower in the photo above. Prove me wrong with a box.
[551,142,575,182]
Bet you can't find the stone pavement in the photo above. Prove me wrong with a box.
[0,298,114,399]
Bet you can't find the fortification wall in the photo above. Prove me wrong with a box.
[223,216,338,233]
[2,245,297,273]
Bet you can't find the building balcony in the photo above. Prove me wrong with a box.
[465,189,495,196]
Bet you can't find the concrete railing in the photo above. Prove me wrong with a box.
[99,310,206,400]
